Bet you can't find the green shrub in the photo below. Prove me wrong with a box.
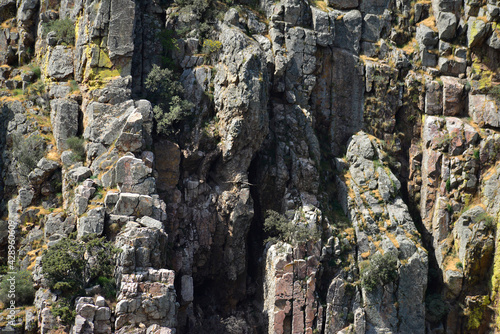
[145,65,193,135]
[263,210,320,245]
[97,276,116,299]
[360,252,398,292]
[69,80,79,93]
[0,271,35,307]
[51,300,76,325]
[11,133,45,177]
[66,136,85,162]
[445,178,451,192]
[41,235,119,294]
[28,80,45,96]
[29,64,41,80]
[473,149,480,160]
[489,84,500,103]
[42,18,75,45]
[474,212,495,230]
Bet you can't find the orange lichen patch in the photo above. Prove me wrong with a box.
[47,147,61,161]
[311,0,329,11]
[0,18,16,29]
[419,16,437,31]
[482,164,500,182]
[443,255,462,272]
[27,247,45,271]
[30,113,52,128]
[359,55,380,63]
[0,95,25,102]
[387,233,400,248]
[361,251,371,259]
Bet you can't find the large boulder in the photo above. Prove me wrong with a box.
[332,10,362,54]
[45,46,74,80]
[115,155,155,195]
[77,207,105,238]
[442,76,465,116]
[467,17,491,48]
[416,23,438,49]
[469,94,500,127]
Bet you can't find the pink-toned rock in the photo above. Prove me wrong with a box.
[442,76,465,116]
[469,94,500,127]
[276,272,294,300]
[423,116,444,148]
[444,117,479,155]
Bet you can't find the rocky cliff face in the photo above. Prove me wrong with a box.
[0,0,500,332]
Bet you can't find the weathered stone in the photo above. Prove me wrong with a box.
[487,24,500,49]
[113,193,153,217]
[416,23,438,48]
[18,187,34,208]
[115,155,155,195]
[46,46,74,80]
[67,166,92,183]
[50,98,79,150]
[95,296,106,307]
[139,216,163,230]
[469,94,500,127]
[224,7,239,25]
[444,269,463,297]
[95,307,111,321]
[359,0,391,14]
[421,50,438,67]
[107,0,135,58]
[346,131,376,161]
[436,12,457,41]
[327,0,358,9]
[467,17,491,48]
[442,76,464,116]
[332,10,362,54]
[438,57,466,76]
[425,80,443,115]
[362,14,383,42]
[77,207,105,238]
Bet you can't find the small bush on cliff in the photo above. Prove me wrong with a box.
[41,235,119,294]
[0,270,35,307]
[51,300,76,325]
[42,18,75,45]
[264,210,320,245]
[360,252,398,292]
[145,64,193,135]
[11,133,45,177]
[66,136,85,162]
[202,39,222,55]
